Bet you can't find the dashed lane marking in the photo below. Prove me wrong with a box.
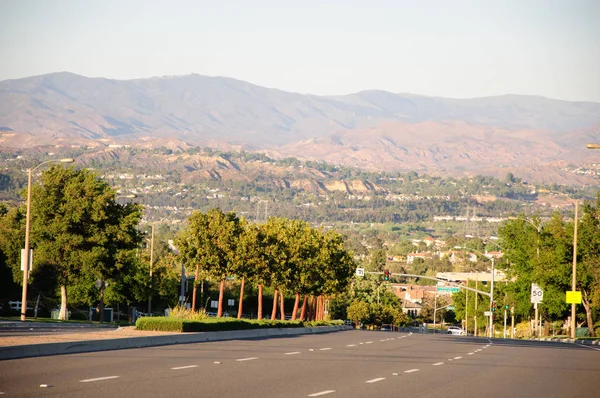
[285,352,301,355]
[236,357,258,362]
[347,344,356,347]
[320,348,332,351]
[433,362,444,366]
[308,390,335,397]
[404,369,419,373]
[80,376,120,383]
[365,341,373,344]
[454,356,463,360]
[468,353,475,355]
[171,365,198,370]
[366,378,386,383]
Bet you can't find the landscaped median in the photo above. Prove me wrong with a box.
[135,317,343,332]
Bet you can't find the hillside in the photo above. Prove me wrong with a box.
[1,72,599,184]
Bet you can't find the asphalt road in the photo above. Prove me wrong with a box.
[1,330,598,397]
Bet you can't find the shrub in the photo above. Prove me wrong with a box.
[135,316,344,332]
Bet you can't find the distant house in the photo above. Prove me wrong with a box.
[423,236,435,247]
[440,251,477,263]
[484,251,504,259]
[407,252,432,264]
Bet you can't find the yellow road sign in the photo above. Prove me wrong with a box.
[566,291,582,304]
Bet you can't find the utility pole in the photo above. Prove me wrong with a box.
[571,201,578,339]
[465,278,468,335]
[474,274,478,336]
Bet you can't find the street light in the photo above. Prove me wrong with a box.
[21,158,74,321]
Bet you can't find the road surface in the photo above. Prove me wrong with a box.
[1,330,598,397]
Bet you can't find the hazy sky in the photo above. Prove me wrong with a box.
[1,0,598,101]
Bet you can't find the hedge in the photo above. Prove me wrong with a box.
[136,317,344,332]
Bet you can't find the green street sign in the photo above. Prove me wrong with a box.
[437,286,460,293]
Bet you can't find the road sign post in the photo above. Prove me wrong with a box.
[531,283,543,337]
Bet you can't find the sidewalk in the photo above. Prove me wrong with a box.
[0,324,351,360]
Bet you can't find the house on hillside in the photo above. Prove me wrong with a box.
[407,252,432,264]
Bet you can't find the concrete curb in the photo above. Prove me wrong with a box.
[0,325,352,360]
[534,337,600,346]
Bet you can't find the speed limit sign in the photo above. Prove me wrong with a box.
[531,283,543,303]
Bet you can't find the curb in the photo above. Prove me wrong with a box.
[0,325,352,360]
[534,337,600,346]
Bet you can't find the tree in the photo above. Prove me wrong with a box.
[577,194,600,336]
[176,208,243,317]
[347,299,369,327]
[27,166,143,320]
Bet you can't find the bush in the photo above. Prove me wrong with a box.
[135,316,344,332]
[136,317,184,332]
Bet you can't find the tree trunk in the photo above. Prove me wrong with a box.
[257,284,263,320]
[271,290,279,320]
[59,285,68,320]
[279,291,285,320]
[292,292,300,320]
[192,264,199,311]
[310,295,317,321]
[300,295,308,321]
[217,279,225,317]
[237,277,245,319]
[582,290,596,337]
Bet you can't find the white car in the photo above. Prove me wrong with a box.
[447,326,465,335]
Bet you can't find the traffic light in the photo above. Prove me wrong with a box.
[383,269,390,281]
[505,305,509,310]
[491,301,496,312]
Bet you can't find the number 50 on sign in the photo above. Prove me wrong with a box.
[531,283,543,303]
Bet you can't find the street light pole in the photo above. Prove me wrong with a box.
[489,257,495,338]
[148,224,154,315]
[20,158,74,321]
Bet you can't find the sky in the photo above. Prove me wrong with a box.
[1,0,599,102]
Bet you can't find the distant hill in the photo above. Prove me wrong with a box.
[1,72,599,184]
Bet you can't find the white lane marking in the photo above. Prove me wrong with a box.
[308,390,335,397]
[433,362,444,366]
[468,352,475,355]
[80,376,120,383]
[285,352,301,355]
[171,365,198,370]
[380,339,386,341]
[391,338,396,340]
[454,356,463,360]
[475,349,482,352]
[347,344,356,347]
[359,342,364,345]
[236,357,258,362]
[366,377,386,383]
[448,359,453,361]
[320,348,332,351]
[365,341,373,344]
[404,369,419,373]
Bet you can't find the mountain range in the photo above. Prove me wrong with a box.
[1,72,599,185]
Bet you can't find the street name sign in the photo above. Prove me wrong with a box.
[437,286,460,293]
[531,283,543,303]
[484,311,492,316]
[566,291,582,304]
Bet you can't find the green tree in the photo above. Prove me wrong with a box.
[27,166,143,320]
[347,299,369,327]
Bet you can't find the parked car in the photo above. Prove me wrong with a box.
[447,326,465,335]
[381,324,392,331]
